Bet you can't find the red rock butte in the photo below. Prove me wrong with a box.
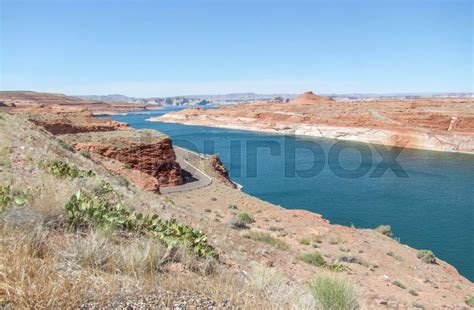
[290,91,336,104]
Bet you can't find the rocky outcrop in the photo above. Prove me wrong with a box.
[25,107,131,135]
[209,155,237,189]
[290,91,335,104]
[62,130,184,189]
[0,90,161,115]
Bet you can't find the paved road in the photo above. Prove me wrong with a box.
[160,147,213,194]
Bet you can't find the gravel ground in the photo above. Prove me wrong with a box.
[79,290,233,309]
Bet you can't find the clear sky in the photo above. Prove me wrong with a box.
[1,0,472,97]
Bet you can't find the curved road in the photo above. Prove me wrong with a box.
[160,147,213,194]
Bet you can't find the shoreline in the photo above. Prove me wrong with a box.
[148,116,474,155]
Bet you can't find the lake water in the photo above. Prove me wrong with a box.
[103,107,474,281]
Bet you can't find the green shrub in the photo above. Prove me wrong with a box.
[409,289,418,296]
[324,262,351,272]
[237,212,255,224]
[58,139,75,152]
[374,224,393,237]
[0,185,13,209]
[392,280,406,289]
[65,191,217,258]
[300,251,326,266]
[47,160,95,179]
[466,296,474,307]
[338,255,369,267]
[417,250,436,264]
[229,217,248,230]
[300,238,311,245]
[79,150,91,158]
[309,275,359,310]
[241,231,289,250]
[300,235,323,246]
[387,251,403,261]
[0,185,29,213]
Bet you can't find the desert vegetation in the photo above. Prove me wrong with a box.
[240,231,289,250]
[417,250,437,264]
[309,274,359,310]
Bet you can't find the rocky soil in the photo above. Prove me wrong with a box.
[154,91,474,154]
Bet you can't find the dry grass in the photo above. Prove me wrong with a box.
[0,234,91,308]
[112,237,165,277]
[248,262,316,309]
[241,230,289,250]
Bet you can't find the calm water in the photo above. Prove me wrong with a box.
[104,107,474,281]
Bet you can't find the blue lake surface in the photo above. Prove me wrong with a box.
[103,107,474,281]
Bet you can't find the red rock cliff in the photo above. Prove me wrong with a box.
[63,131,184,188]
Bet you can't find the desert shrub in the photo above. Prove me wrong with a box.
[387,251,403,261]
[301,235,323,246]
[327,236,340,245]
[338,255,369,267]
[95,180,114,196]
[0,186,29,213]
[229,217,248,230]
[268,226,284,232]
[374,224,393,237]
[57,139,75,152]
[309,274,359,310]
[0,185,13,209]
[300,238,311,245]
[228,204,238,210]
[417,250,436,264]
[237,212,255,224]
[409,289,418,296]
[112,238,164,277]
[241,231,289,250]
[68,231,111,268]
[65,191,217,258]
[324,262,351,272]
[46,160,95,179]
[248,263,314,308]
[465,296,474,307]
[79,150,91,158]
[300,251,326,266]
[392,280,406,289]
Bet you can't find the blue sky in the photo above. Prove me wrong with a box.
[1,0,472,96]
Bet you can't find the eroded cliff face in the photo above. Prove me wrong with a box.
[63,131,184,189]
[209,155,237,189]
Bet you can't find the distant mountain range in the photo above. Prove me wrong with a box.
[74,92,473,106]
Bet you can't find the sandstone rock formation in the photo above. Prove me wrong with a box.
[154,91,474,154]
[290,90,335,104]
[28,109,131,135]
[0,90,162,115]
[62,130,184,189]
[209,155,237,189]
